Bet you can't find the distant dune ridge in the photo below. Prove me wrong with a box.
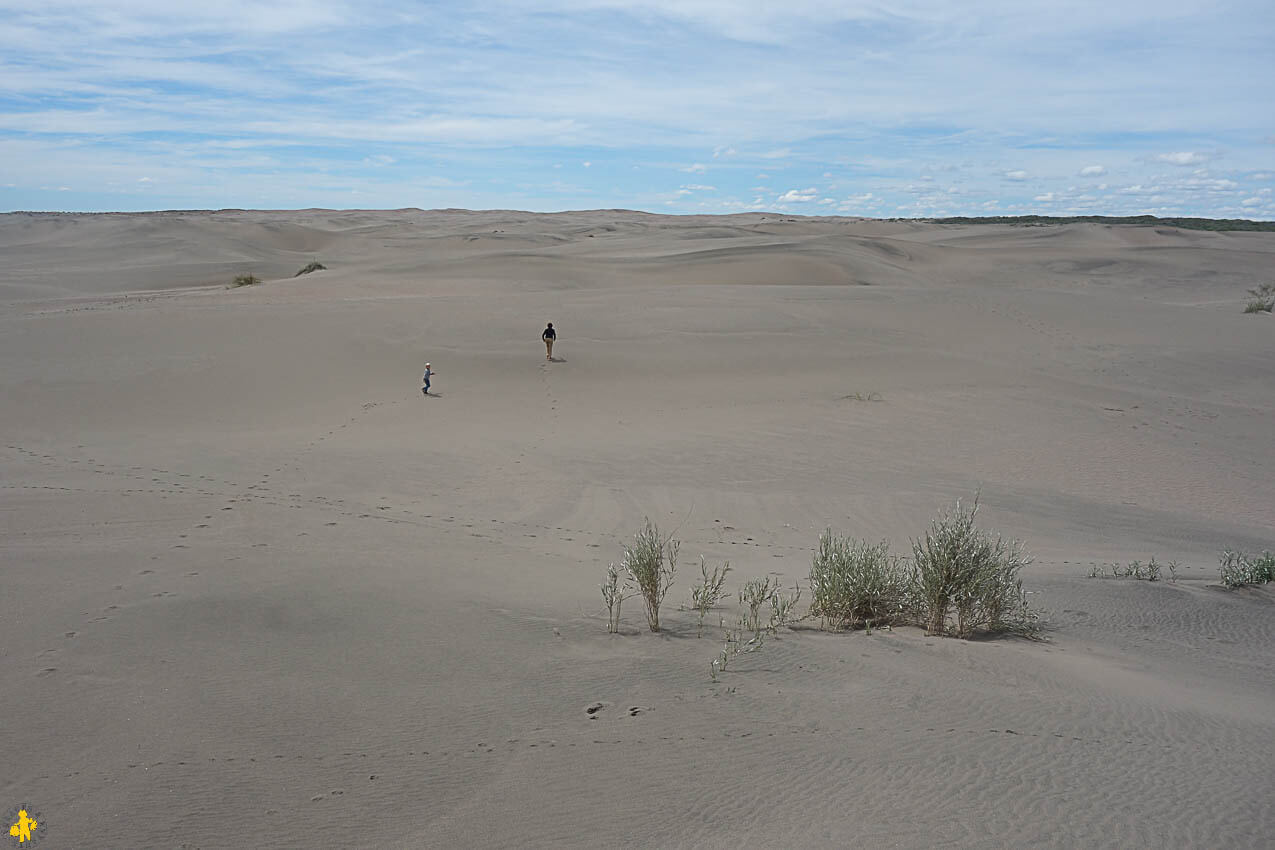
[2,209,1273,848]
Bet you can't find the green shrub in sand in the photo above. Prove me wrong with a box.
[910,499,1038,638]
[1243,283,1274,313]
[621,519,679,632]
[808,533,909,630]
[1218,548,1275,587]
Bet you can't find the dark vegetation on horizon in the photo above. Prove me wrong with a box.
[929,214,1275,232]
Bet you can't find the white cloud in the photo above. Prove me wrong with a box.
[681,163,707,173]
[362,154,396,167]
[680,183,716,191]
[712,146,736,158]
[776,187,817,203]
[760,148,793,159]
[1034,192,1057,201]
[1004,170,1028,181]
[1240,197,1262,207]
[1155,152,1212,166]
[1251,172,1274,180]
[1078,165,1106,176]
[582,161,591,167]
[138,176,152,182]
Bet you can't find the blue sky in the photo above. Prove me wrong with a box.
[1,0,1272,217]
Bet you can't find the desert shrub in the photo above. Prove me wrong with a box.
[1244,283,1274,313]
[295,261,327,276]
[1219,549,1275,587]
[1088,557,1177,582]
[690,556,730,637]
[911,499,1035,638]
[601,562,635,633]
[231,273,260,287]
[767,583,802,632]
[739,576,779,637]
[712,616,762,681]
[621,519,679,632]
[709,579,802,681]
[808,532,909,630]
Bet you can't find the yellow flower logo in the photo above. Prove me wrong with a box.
[7,810,37,844]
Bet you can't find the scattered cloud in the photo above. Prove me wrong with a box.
[0,2,1268,216]
[1034,192,1057,202]
[681,184,716,191]
[1155,152,1213,166]
[776,187,818,203]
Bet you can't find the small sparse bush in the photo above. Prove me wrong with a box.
[711,616,763,681]
[231,273,260,287]
[690,556,730,637]
[1219,548,1275,588]
[739,576,779,638]
[842,391,883,402]
[601,562,635,633]
[1243,283,1274,313]
[808,532,909,630]
[1087,557,1178,582]
[767,583,802,633]
[621,519,679,632]
[911,499,1036,638]
[710,578,802,681]
[295,261,327,277]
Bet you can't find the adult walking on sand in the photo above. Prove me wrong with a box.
[542,322,557,361]
[422,362,435,395]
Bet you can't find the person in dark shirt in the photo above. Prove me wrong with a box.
[542,323,556,360]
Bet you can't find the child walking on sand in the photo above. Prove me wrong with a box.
[422,362,435,395]
[542,323,556,360]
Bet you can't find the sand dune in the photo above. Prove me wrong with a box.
[2,210,1272,847]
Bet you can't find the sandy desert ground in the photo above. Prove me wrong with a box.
[1,209,1273,848]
